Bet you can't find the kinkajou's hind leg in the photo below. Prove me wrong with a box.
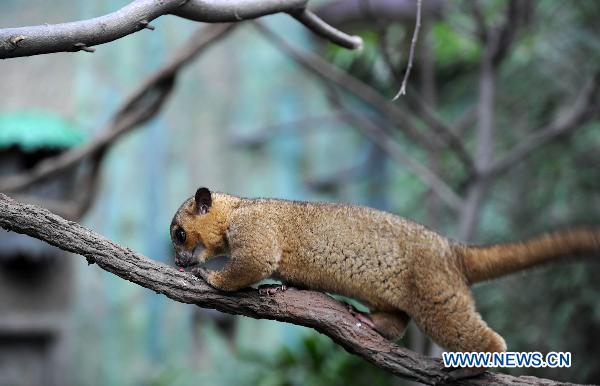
[411,288,506,353]
[347,305,411,340]
[370,310,411,340]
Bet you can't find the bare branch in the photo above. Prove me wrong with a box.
[0,194,580,386]
[357,7,475,177]
[0,24,236,193]
[468,1,488,42]
[290,9,363,50]
[255,22,472,210]
[333,103,465,211]
[450,107,477,137]
[0,0,361,59]
[457,0,534,240]
[491,0,532,67]
[392,0,422,100]
[253,21,443,153]
[364,21,476,175]
[405,92,476,176]
[457,28,497,241]
[485,74,600,179]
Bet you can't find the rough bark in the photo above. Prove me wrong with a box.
[0,194,580,386]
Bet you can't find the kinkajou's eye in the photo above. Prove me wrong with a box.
[174,228,186,244]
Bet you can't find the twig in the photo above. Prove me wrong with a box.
[290,9,362,50]
[0,24,236,193]
[0,0,361,59]
[450,107,477,137]
[353,2,475,176]
[0,194,579,386]
[392,0,422,100]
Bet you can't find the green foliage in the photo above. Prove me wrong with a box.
[238,333,396,386]
[431,22,481,67]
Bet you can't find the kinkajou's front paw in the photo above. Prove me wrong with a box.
[258,283,288,296]
[191,267,210,282]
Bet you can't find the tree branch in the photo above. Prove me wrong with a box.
[325,88,464,211]
[254,22,447,155]
[344,109,464,211]
[405,90,476,176]
[0,0,361,59]
[289,9,363,50]
[457,0,531,241]
[256,22,469,210]
[255,18,474,179]
[468,0,488,43]
[490,0,532,67]
[356,2,475,178]
[0,194,579,386]
[0,24,236,193]
[485,74,600,179]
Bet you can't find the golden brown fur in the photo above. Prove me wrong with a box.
[170,188,600,353]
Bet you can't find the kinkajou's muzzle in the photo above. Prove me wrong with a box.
[173,249,197,267]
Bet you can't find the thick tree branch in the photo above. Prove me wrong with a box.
[0,24,235,193]
[0,194,578,386]
[0,0,361,59]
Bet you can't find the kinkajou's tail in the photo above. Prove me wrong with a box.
[460,228,600,284]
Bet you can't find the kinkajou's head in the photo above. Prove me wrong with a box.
[170,187,231,268]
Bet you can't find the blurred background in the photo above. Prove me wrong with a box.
[0,0,599,385]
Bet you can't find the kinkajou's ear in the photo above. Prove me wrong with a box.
[195,187,212,215]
